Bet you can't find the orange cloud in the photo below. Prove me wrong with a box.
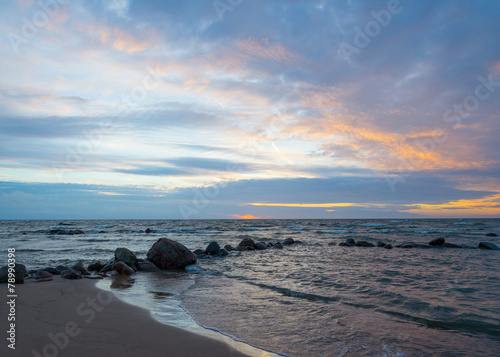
[248,202,389,208]
[400,194,500,216]
[86,23,155,53]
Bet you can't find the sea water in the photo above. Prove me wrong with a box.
[1,219,499,356]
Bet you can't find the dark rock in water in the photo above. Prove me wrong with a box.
[99,259,115,274]
[273,242,283,249]
[328,242,337,246]
[338,242,347,246]
[56,265,69,273]
[112,262,135,276]
[355,241,375,247]
[485,233,498,237]
[238,238,255,248]
[384,244,393,249]
[254,242,267,250]
[0,264,28,284]
[217,248,229,256]
[345,238,356,246]
[247,246,255,251]
[412,243,433,249]
[49,229,85,235]
[377,241,387,248]
[205,241,221,255]
[138,261,160,272]
[267,242,274,247]
[41,267,61,275]
[396,244,413,248]
[147,238,197,270]
[283,238,295,245]
[69,261,90,276]
[145,228,156,234]
[236,245,251,251]
[61,269,82,280]
[88,260,105,272]
[429,237,445,246]
[442,243,462,248]
[224,245,233,251]
[194,249,205,256]
[479,242,500,250]
[35,270,53,280]
[114,247,138,269]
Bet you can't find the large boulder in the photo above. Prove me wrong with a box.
[479,242,499,250]
[61,269,82,280]
[147,238,197,270]
[114,248,138,269]
[112,262,135,276]
[205,241,220,255]
[0,264,27,284]
[429,237,445,246]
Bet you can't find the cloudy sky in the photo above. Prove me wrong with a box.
[1,0,499,219]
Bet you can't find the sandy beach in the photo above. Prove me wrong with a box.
[1,277,249,357]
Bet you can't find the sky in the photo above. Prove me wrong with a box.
[0,0,500,219]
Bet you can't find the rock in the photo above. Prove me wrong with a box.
[338,242,347,246]
[283,238,295,245]
[479,242,500,250]
[254,242,267,250]
[138,261,160,272]
[328,242,337,246]
[236,245,251,251]
[69,261,90,275]
[441,243,462,248]
[224,245,233,251]
[88,260,105,272]
[429,237,445,246]
[49,229,85,235]
[217,248,229,257]
[273,242,283,249]
[412,243,433,249]
[345,238,355,246]
[267,242,274,247]
[0,264,28,284]
[112,262,135,276]
[377,241,387,247]
[35,270,53,280]
[147,238,197,270]
[114,247,138,269]
[194,249,205,256]
[146,228,156,234]
[396,244,413,248]
[238,238,255,248]
[61,269,82,280]
[205,241,221,255]
[355,241,375,247]
[56,265,69,273]
[384,244,393,249]
[485,233,498,237]
[99,259,114,274]
[40,267,60,275]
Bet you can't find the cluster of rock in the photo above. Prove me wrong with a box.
[193,237,302,259]
[335,236,499,250]
[0,238,198,284]
[49,229,85,235]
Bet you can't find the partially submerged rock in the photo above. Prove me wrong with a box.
[429,237,445,246]
[114,247,138,269]
[112,262,135,276]
[479,242,499,250]
[138,261,160,272]
[205,241,221,255]
[147,238,197,270]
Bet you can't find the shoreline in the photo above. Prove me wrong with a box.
[1,277,251,357]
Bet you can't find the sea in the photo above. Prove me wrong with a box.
[1,218,499,357]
